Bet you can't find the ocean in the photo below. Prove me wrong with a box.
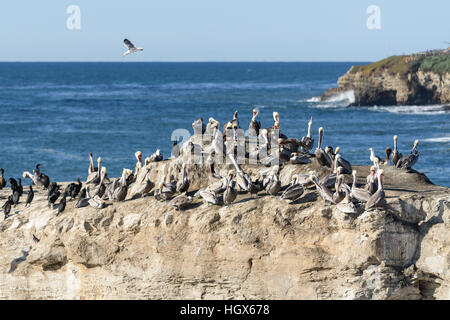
[0,62,449,187]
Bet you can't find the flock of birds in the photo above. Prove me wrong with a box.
[0,108,420,220]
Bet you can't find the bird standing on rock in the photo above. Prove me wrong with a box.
[25,185,34,207]
[2,196,13,219]
[56,194,67,216]
[0,169,6,189]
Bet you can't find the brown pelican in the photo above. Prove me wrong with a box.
[25,185,34,207]
[350,170,372,203]
[265,168,281,196]
[334,154,352,175]
[365,165,378,194]
[315,127,332,167]
[396,140,419,169]
[365,169,385,210]
[88,194,106,209]
[134,151,143,176]
[227,153,251,192]
[205,117,219,137]
[300,117,314,153]
[280,174,304,202]
[320,164,339,189]
[130,172,153,199]
[87,167,107,198]
[311,173,335,204]
[86,157,102,184]
[278,138,293,163]
[223,171,238,205]
[249,108,261,137]
[382,148,392,165]
[223,110,239,133]
[280,138,303,154]
[192,117,206,135]
[0,169,6,189]
[169,193,193,211]
[176,163,190,193]
[149,149,163,162]
[199,190,220,205]
[88,153,97,175]
[369,148,382,164]
[297,171,315,187]
[332,173,346,204]
[392,135,402,166]
[206,161,227,194]
[336,189,358,214]
[110,169,133,202]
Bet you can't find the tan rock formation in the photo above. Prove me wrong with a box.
[0,161,449,299]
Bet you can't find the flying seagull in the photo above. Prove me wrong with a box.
[123,39,143,57]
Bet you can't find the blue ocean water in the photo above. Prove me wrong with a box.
[0,62,449,187]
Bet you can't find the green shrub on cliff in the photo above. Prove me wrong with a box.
[350,55,423,78]
[420,54,450,75]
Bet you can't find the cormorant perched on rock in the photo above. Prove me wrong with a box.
[25,185,34,207]
[47,182,58,199]
[34,164,50,189]
[9,178,18,192]
[17,178,23,197]
[2,196,13,218]
[12,189,20,207]
[65,178,82,200]
[56,194,67,216]
[48,188,61,208]
[0,169,6,189]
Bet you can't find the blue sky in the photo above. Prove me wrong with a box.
[0,0,448,61]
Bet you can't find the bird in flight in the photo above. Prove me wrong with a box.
[123,39,143,57]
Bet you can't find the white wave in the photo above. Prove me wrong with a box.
[303,90,355,107]
[306,96,321,102]
[423,136,450,143]
[371,105,448,115]
[324,90,355,103]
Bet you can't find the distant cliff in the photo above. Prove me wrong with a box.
[320,49,450,106]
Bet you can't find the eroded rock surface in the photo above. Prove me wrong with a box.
[0,161,449,299]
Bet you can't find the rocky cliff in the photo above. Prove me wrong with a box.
[0,160,449,300]
[320,51,450,106]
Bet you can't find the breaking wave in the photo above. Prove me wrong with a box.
[371,105,449,115]
[422,136,450,143]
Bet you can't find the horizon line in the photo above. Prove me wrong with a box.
[0,60,373,63]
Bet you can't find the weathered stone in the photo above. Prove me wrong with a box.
[0,161,449,300]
